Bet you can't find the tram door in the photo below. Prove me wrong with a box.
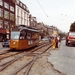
[19,30,28,49]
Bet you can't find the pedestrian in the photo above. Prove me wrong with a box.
[52,37,56,50]
[55,36,58,48]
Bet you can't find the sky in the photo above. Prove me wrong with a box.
[21,0,75,32]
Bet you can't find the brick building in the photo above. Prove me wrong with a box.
[0,0,15,41]
[0,0,30,41]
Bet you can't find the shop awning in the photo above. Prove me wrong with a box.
[0,28,6,34]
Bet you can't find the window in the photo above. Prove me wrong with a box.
[23,4,25,9]
[4,2,9,9]
[10,13,14,21]
[27,32,31,39]
[11,32,20,39]
[20,2,22,7]
[16,0,20,4]
[10,6,14,12]
[0,20,3,28]
[24,12,26,18]
[0,8,3,17]
[24,12,26,24]
[32,33,38,39]
[21,10,23,24]
[20,31,27,39]
[17,7,19,16]
[0,0,2,6]
[69,32,75,36]
[21,10,23,18]
[20,34,24,39]
[4,10,9,19]
[4,21,9,29]
[17,17,19,25]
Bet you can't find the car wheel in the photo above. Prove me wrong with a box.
[66,40,69,46]
[7,45,9,47]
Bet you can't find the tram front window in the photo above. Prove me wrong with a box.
[11,32,20,39]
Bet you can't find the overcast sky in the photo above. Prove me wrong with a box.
[21,0,75,32]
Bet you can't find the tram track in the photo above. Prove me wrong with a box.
[0,42,52,75]
[11,44,51,75]
[0,42,50,60]
[0,50,10,55]
[24,45,51,75]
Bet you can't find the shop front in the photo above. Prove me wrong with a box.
[0,28,9,41]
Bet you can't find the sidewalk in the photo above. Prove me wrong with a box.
[0,42,2,47]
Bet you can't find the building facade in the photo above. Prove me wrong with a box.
[29,14,37,27]
[0,0,15,30]
[0,0,30,41]
[15,0,30,26]
[0,0,15,41]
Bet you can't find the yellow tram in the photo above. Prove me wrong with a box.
[10,25,39,50]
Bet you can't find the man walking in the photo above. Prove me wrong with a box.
[55,36,58,48]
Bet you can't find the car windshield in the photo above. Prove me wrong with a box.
[69,32,75,36]
[11,31,20,39]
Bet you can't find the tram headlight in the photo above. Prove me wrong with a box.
[13,42,16,44]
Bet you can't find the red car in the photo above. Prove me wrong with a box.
[66,32,75,46]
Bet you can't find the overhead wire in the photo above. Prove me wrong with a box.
[36,0,48,17]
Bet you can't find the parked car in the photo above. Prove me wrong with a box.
[2,40,10,47]
[66,32,75,46]
[42,37,51,42]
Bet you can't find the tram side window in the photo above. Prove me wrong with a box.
[27,32,31,39]
[20,33,24,39]
[32,33,38,39]
[20,31,26,39]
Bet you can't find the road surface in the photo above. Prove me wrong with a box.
[48,40,75,75]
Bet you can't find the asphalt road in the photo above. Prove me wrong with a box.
[48,40,75,75]
[0,42,9,51]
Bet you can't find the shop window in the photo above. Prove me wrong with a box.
[4,2,9,9]
[4,10,9,19]
[0,0,2,6]
[0,8,3,17]
[10,6,14,12]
